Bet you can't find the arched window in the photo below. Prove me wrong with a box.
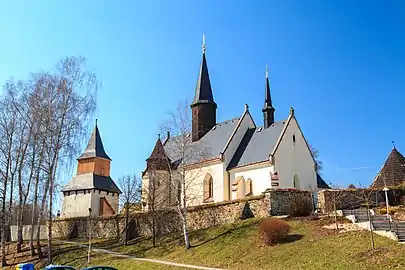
[203,174,214,202]
[245,178,253,196]
[232,176,246,199]
[293,174,300,189]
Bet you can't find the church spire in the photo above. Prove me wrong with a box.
[78,121,111,160]
[191,34,217,142]
[191,34,216,107]
[262,65,275,129]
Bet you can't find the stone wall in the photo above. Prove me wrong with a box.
[52,190,312,240]
[318,189,385,213]
[266,189,313,216]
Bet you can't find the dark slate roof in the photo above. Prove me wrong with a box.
[191,52,217,107]
[78,124,111,160]
[163,118,239,165]
[227,120,286,169]
[62,173,121,193]
[317,173,330,189]
[371,147,405,188]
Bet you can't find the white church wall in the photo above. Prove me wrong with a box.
[230,164,275,200]
[91,190,119,216]
[184,162,224,206]
[274,117,317,190]
[222,111,256,167]
[61,191,92,218]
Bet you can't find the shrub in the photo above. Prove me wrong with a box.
[259,218,291,246]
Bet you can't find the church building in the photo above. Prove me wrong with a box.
[142,37,321,208]
[61,123,121,218]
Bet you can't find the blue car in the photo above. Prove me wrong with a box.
[44,266,76,270]
[81,267,118,270]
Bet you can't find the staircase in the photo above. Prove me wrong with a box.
[342,208,405,243]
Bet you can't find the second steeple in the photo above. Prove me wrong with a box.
[262,65,275,128]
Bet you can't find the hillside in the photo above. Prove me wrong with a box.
[50,216,405,270]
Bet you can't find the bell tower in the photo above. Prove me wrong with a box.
[191,34,217,142]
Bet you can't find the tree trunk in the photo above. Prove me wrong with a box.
[181,208,190,249]
[125,203,129,246]
[47,171,54,264]
[37,174,50,258]
[1,181,8,266]
[152,215,156,248]
[16,204,22,253]
[30,176,40,256]
[333,196,339,232]
[366,203,375,249]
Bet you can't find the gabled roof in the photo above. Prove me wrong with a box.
[371,147,405,188]
[191,51,216,107]
[78,124,111,160]
[62,173,121,193]
[317,173,330,189]
[163,118,239,165]
[227,120,286,169]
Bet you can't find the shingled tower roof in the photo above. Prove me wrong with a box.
[191,35,217,108]
[371,147,405,188]
[78,122,111,161]
[146,137,170,171]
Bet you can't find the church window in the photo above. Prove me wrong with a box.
[203,174,214,202]
[293,174,300,189]
[293,134,296,144]
[232,176,246,199]
[245,178,253,196]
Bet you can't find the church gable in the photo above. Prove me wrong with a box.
[227,119,286,169]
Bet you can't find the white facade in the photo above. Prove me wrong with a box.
[142,108,318,208]
[273,116,317,190]
[61,190,119,218]
[229,164,275,200]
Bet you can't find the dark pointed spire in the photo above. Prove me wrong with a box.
[78,121,111,160]
[262,65,275,129]
[146,137,170,171]
[191,34,217,142]
[191,34,217,108]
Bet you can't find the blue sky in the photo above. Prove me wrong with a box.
[1,1,405,192]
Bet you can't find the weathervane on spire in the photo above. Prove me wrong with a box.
[265,64,269,79]
[392,140,396,149]
[202,33,206,54]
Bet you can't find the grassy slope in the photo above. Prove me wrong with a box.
[52,217,405,270]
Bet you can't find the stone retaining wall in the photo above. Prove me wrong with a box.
[52,189,312,240]
[317,189,385,213]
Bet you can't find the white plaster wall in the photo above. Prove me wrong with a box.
[91,191,119,216]
[184,162,224,206]
[222,111,256,167]
[230,164,275,200]
[274,117,317,190]
[61,191,92,218]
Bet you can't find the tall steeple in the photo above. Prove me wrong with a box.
[262,65,275,129]
[190,34,217,142]
[78,120,111,161]
[76,120,112,177]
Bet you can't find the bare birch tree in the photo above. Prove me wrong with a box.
[118,174,141,246]
[157,101,211,249]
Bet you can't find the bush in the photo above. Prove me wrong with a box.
[259,218,291,246]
